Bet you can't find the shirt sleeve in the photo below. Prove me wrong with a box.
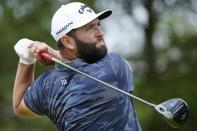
[24,73,47,115]
[124,59,134,92]
[112,53,134,93]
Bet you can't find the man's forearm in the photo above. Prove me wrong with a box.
[13,62,35,113]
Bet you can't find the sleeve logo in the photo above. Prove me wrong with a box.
[61,79,67,86]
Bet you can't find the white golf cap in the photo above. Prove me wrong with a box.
[51,2,112,41]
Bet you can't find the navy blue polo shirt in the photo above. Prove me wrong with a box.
[24,52,142,131]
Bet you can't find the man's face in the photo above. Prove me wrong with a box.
[72,19,108,63]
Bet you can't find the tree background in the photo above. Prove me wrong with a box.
[0,0,196,130]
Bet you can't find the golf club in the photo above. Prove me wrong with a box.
[39,51,188,128]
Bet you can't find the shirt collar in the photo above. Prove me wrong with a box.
[55,59,88,71]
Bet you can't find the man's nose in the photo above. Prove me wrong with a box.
[95,26,104,37]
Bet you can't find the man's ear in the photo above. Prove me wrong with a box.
[61,35,75,50]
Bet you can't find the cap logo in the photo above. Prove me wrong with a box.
[78,4,92,14]
[56,21,73,35]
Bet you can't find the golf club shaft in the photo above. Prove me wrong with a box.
[39,52,156,108]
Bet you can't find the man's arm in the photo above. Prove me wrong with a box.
[13,38,60,117]
[13,62,39,117]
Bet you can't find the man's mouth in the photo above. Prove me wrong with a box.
[96,41,104,47]
[96,38,104,47]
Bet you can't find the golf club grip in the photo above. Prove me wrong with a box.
[39,52,156,107]
[39,51,53,60]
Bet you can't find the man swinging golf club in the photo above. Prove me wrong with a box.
[13,2,142,131]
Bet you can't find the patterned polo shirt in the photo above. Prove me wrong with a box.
[24,52,142,131]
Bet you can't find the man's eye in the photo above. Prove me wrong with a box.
[86,25,93,31]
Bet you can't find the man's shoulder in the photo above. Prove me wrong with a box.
[107,52,121,57]
[39,70,55,78]
[35,70,60,84]
[106,52,125,62]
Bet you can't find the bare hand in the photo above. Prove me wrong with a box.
[27,41,55,65]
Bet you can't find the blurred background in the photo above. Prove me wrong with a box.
[0,0,196,130]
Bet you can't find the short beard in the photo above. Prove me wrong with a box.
[73,36,108,64]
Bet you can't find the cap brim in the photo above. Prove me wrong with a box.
[72,9,112,30]
[97,9,112,20]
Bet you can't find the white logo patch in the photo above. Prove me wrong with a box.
[61,79,67,86]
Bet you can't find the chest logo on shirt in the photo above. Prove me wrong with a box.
[61,79,67,86]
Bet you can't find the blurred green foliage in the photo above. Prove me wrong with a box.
[0,0,196,131]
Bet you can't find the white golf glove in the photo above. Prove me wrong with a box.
[14,38,36,65]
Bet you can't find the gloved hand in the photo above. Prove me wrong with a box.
[14,38,36,65]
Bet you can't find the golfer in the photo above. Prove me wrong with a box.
[13,2,142,131]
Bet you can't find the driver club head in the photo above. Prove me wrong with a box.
[155,98,188,128]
